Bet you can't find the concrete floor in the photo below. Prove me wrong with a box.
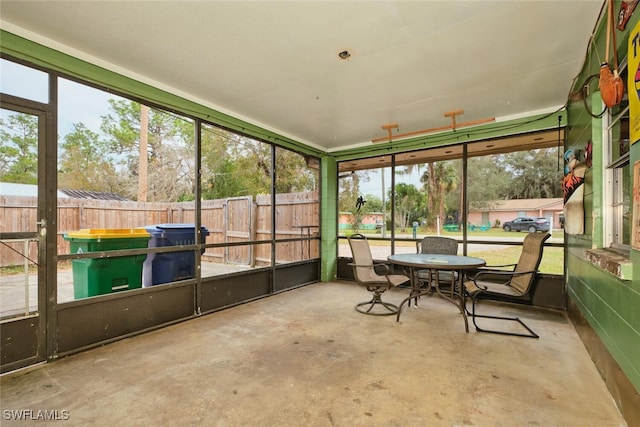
[0,281,626,426]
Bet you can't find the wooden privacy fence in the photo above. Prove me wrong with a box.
[0,191,319,268]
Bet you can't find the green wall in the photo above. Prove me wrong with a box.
[565,4,640,393]
[320,156,338,281]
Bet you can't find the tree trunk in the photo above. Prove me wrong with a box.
[138,105,149,202]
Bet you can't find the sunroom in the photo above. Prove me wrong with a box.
[0,1,638,425]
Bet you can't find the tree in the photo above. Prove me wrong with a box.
[337,172,382,231]
[201,126,317,200]
[275,148,317,194]
[466,149,563,208]
[499,149,562,199]
[228,135,272,195]
[420,161,459,227]
[0,113,38,184]
[201,127,244,199]
[58,123,122,192]
[466,156,512,210]
[338,173,361,214]
[138,105,149,201]
[363,195,383,212]
[392,183,425,231]
[100,100,194,201]
[201,131,271,198]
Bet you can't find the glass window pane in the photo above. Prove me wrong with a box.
[466,148,563,272]
[200,124,272,276]
[394,164,425,238]
[275,147,319,263]
[0,108,40,318]
[468,149,563,240]
[395,158,462,238]
[57,77,196,299]
[0,59,48,103]
[0,109,38,184]
[607,90,630,249]
[338,160,390,238]
[338,158,391,260]
[621,163,630,246]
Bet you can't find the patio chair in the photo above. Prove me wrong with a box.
[416,236,458,297]
[463,232,551,338]
[348,233,409,315]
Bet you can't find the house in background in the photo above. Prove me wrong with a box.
[338,212,384,231]
[340,198,565,232]
[468,198,563,229]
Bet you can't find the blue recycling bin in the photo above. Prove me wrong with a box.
[142,224,209,287]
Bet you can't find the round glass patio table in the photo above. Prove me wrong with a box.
[387,253,486,331]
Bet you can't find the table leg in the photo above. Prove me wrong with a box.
[432,271,457,307]
[396,267,432,322]
[457,272,469,333]
[432,270,469,333]
[396,267,469,333]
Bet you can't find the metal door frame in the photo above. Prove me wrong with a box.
[0,94,55,372]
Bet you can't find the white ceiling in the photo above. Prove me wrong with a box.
[0,1,603,152]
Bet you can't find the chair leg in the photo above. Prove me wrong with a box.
[355,293,398,316]
[469,297,539,338]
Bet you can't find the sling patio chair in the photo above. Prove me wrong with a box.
[416,236,459,298]
[463,232,551,338]
[348,233,410,315]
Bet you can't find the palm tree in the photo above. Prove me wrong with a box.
[420,161,459,228]
[391,183,424,231]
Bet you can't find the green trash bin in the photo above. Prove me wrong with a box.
[64,229,151,299]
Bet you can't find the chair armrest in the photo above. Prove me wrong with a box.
[348,262,391,275]
[465,269,540,297]
[470,269,539,286]
[377,263,391,275]
[473,269,538,279]
[479,263,517,271]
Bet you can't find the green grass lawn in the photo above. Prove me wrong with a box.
[345,227,564,275]
[429,228,564,274]
[465,245,563,275]
[436,228,564,240]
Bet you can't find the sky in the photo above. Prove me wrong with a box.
[1,58,120,139]
[354,167,423,199]
[0,58,48,103]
